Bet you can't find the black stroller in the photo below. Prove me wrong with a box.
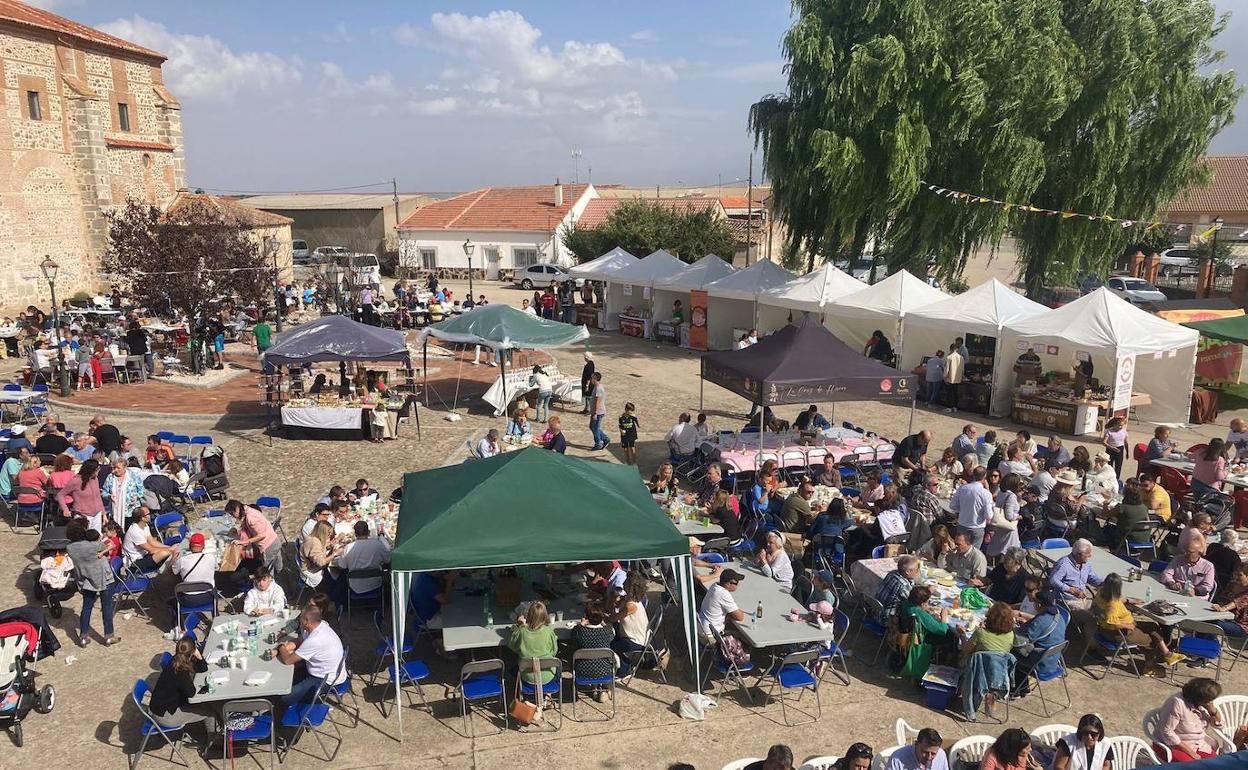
[0,619,54,746]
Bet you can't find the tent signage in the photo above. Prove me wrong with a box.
[1112,354,1135,412]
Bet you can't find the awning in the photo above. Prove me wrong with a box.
[259,314,410,366]
[416,304,589,350]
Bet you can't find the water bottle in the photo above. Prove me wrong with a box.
[1145,585,1154,603]
[207,676,216,695]
[756,601,764,622]
[248,622,258,655]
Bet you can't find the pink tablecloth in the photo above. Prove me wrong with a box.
[718,437,894,473]
[849,557,897,598]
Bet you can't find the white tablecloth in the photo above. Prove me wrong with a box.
[280,406,362,430]
[482,370,578,416]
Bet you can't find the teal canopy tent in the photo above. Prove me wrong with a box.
[386,448,702,738]
[1182,315,1248,345]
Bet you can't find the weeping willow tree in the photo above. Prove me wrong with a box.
[753,0,1239,293]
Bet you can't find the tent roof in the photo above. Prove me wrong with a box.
[390,448,688,571]
[1006,287,1199,356]
[567,247,637,279]
[416,303,588,350]
[260,314,410,366]
[831,270,949,319]
[904,279,1046,332]
[1183,315,1248,345]
[609,248,687,287]
[700,316,915,405]
[760,263,867,311]
[654,254,736,291]
[704,259,796,300]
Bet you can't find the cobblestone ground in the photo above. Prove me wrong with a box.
[1,283,1245,769]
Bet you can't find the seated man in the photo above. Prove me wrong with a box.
[477,428,500,459]
[63,433,97,463]
[951,425,978,466]
[172,533,216,586]
[275,605,346,707]
[887,727,949,770]
[123,506,180,573]
[144,434,176,466]
[1138,472,1173,522]
[666,412,700,458]
[1163,542,1216,597]
[335,521,391,595]
[34,424,70,456]
[697,463,725,507]
[1044,436,1072,466]
[945,530,988,586]
[877,554,920,619]
[814,455,843,488]
[696,568,746,643]
[793,404,830,432]
[780,479,822,533]
[895,430,932,471]
[1047,538,1103,608]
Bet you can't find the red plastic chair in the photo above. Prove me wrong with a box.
[1185,443,1209,458]
[1234,490,1248,529]
[1157,466,1190,505]
[1132,442,1150,475]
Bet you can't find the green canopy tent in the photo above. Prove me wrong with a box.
[387,447,702,739]
[1182,315,1248,345]
[415,304,590,413]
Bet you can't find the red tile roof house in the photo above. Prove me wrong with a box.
[396,182,597,279]
[1162,155,1248,233]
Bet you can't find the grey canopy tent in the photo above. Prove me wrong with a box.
[416,304,590,411]
[386,448,701,739]
[259,314,411,366]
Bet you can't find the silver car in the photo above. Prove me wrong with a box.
[512,263,583,290]
[1106,276,1167,304]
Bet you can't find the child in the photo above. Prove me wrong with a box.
[1102,416,1128,479]
[242,566,287,616]
[1017,574,1043,620]
[39,548,75,617]
[101,520,123,559]
[618,402,640,465]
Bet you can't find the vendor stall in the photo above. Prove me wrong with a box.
[652,254,736,346]
[822,269,947,357]
[567,247,638,330]
[702,259,795,350]
[260,315,414,440]
[756,263,866,335]
[899,279,1047,416]
[999,287,1198,427]
[602,249,686,333]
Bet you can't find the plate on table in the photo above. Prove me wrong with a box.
[244,671,272,687]
[927,568,953,581]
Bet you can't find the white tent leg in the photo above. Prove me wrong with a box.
[908,397,916,435]
[699,376,704,413]
[391,572,407,740]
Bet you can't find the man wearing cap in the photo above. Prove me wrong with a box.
[580,352,595,415]
[6,424,33,458]
[1031,460,1061,502]
[172,533,216,586]
[698,568,747,642]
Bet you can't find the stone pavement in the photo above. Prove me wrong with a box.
[1,292,1246,769]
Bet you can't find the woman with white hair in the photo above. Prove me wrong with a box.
[756,530,794,590]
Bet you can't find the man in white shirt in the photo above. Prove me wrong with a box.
[666,412,700,457]
[520,298,537,316]
[888,728,950,770]
[942,343,964,413]
[172,533,215,585]
[949,466,993,548]
[335,521,391,594]
[477,428,500,459]
[997,445,1035,478]
[1031,460,1061,501]
[697,569,746,642]
[276,605,346,708]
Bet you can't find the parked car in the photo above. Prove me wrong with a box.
[311,245,350,262]
[512,263,583,290]
[1158,247,1200,277]
[1106,276,1167,304]
[1076,273,1104,294]
[836,256,891,284]
[1035,286,1081,308]
[292,240,310,265]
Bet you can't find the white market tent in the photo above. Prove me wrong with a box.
[756,263,867,334]
[998,287,1199,424]
[703,259,796,349]
[900,279,1048,416]
[823,270,949,356]
[603,249,687,330]
[652,254,736,324]
[567,246,637,281]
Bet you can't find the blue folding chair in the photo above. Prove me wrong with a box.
[1174,620,1227,682]
[111,557,152,618]
[570,648,617,722]
[130,679,193,770]
[701,625,754,705]
[1078,627,1143,680]
[816,609,852,686]
[155,431,175,442]
[170,435,191,463]
[325,644,361,728]
[1041,538,1070,550]
[762,649,822,725]
[279,656,343,762]
[222,699,275,770]
[458,659,506,737]
[153,511,186,547]
[2,384,19,391]
[174,582,217,629]
[516,657,564,731]
[1027,640,1072,717]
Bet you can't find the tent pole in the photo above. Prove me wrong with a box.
[908,396,916,435]
[451,344,464,413]
[392,572,405,740]
[759,401,764,454]
[831,401,836,426]
[499,347,507,413]
[699,374,704,413]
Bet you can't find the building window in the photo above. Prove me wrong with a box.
[26,91,42,121]
[117,102,131,132]
[418,248,437,269]
[513,247,539,268]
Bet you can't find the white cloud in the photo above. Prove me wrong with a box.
[630,30,659,43]
[98,16,301,101]
[318,62,394,97]
[320,22,353,44]
[711,61,786,83]
[406,96,460,116]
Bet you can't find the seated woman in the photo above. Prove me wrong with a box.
[917,523,955,568]
[981,728,1034,770]
[1102,479,1152,549]
[648,461,678,498]
[1069,445,1093,475]
[571,600,616,702]
[1052,714,1114,770]
[898,585,959,653]
[984,547,1029,606]
[749,459,785,518]
[509,601,559,695]
[1154,678,1223,762]
[507,413,532,438]
[149,638,217,737]
[964,601,1016,656]
[610,572,651,677]
[1093,573,1183,676]
[706,490,743,545]
[1211,563,1248,639]
[1044,471,1086,535]
[931,448,964,480]
[15,455,48,507]
[1011,589,1068,694]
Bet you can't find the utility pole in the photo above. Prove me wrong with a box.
[746,153,754,265]
[391,178,400,269]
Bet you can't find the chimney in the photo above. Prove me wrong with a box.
[554,179,564,208]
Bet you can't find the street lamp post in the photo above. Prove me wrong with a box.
[462,239,476,300]
[266,236,283,333]
[39,256,70,397]
[1205,217,1224,299]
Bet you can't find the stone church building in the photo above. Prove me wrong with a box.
[0,0,185,310]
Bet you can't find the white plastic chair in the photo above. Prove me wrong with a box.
[870,745,902,770]
[722,759,763,770]
[1214,695,1248,739]
[799,756,840,770]
[1104,736,1163,770]
[1141,707,1173,763]
[1030,724,1076,748]
[894,718,919,747]
[949,735,995,767]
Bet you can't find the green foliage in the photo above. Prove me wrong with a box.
[753,0,1240,295]
[562,199,736,263]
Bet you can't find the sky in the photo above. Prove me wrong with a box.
[27,0,1248,195]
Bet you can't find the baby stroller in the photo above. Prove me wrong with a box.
[0,620,54,746]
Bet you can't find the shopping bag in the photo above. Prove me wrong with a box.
[218,541,243,573]
[678,692,718,720]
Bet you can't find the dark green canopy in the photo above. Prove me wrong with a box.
[1182,315,1248,345]
[391,447,687,571]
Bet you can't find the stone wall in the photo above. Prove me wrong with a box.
[0,20,183,312]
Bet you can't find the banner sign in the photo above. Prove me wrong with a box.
[1112,354,1135,412]
[689,290,708,350]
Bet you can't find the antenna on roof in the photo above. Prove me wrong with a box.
[571,148,583,184]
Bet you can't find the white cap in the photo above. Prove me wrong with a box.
[10,424,25,435]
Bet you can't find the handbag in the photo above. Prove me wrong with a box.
[509,657,545,726]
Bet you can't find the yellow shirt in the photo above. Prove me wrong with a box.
[1144,484,1171,522]
[1094,596,1134,630]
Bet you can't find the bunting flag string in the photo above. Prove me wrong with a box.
[916,180,1207,234]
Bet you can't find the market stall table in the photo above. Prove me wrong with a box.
[697,560,833,648]
[1036,547,1232,626]
[481,365,578,417]
[189,612,297,703]
[618,313,651,339]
